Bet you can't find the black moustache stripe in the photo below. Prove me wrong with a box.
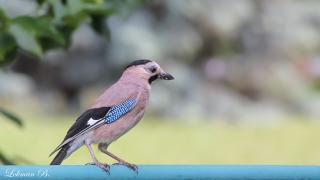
[148,75,158,84]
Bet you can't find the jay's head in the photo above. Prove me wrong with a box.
[124,59,174,84]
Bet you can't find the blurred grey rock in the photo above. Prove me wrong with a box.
[0,71,34,98]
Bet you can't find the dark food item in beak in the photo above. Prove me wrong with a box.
[159,73,174,80]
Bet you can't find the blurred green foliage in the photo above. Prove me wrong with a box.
[0,0,144,66]
[0,108,23,127]
[0,108,22,164]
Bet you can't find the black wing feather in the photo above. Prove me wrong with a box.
[64,107,110,140]
[49,107,110,156]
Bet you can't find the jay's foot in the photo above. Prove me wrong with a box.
[86,162,110,174]
[113,161,138,173]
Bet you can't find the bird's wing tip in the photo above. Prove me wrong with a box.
[49,137,75,157]
[49,147,59,157]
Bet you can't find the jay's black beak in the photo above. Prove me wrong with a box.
[159,72,174,80]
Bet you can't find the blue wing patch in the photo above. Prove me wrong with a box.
[105,98,137,124]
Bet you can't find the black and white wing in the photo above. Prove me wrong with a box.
[50,98,137,156]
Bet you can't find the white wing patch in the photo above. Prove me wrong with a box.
[87,118,102,126]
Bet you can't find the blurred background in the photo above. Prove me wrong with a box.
[1,0,320,165]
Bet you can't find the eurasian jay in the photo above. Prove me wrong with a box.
[49,59,174,172]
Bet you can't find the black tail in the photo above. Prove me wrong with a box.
[50,145,69,165]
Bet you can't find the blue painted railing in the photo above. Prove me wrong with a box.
[1,165,320,179]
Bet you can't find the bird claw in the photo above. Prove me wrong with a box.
[97,163,110,174]
[85,162,110,174]
[113,161,138,173]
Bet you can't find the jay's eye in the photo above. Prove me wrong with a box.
[149,67,157,73]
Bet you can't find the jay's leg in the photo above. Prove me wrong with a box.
[98,143,138,172]
[85,142,110,173]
